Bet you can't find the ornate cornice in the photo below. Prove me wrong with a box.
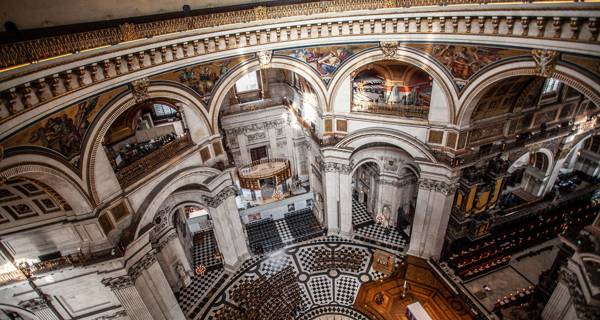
[418,178,458,195]
[127,251,157,280]
[202,185,237,208]
[101,275,134,290]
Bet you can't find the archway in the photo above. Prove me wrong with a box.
[348,145,419,253]
[327,47,457,125]
[457,60,600,128]
[82,82,212,205]
[214,65,327,255]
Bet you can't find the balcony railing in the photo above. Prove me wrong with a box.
[351,102,429,120]
[0,270,26,286]
[115,134,194,187]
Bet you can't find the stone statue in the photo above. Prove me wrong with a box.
[175,262,191,288]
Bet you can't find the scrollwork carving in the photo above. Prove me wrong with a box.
[202,185,238,208]
[19,297,49,312]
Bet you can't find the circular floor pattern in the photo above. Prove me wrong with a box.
[197,236,398,320]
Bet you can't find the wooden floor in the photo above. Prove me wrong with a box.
[354,256,474,320]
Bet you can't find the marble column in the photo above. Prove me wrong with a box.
[205,186,249,270]
[339,170,353,236]
[408,177,457,260]
[323,165,340,234]
[130,252,185,320]
[18,298,60,320]
[102,276,153,320]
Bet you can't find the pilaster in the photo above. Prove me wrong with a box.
[102,276,153,320]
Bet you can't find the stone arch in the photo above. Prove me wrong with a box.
[81,81,213,205]
[326,47,458,124]
[133,166,225,238]
[535,148,555,175]
[457,60,600,128]
[336,128,437,165]
[207,56,329,134]
[0,158,93,214]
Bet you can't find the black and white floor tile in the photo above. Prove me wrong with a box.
[351,200,409,253]
[185,236,401,320]
[351,201,373,228]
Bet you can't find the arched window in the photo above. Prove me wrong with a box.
[542,78,560,95]
[533,152,549,172]
[152,103,177,119]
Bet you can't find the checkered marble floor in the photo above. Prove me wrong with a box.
[185,236,402,320]
[192,230,223,269]
[354,223,408,252]
[352,200,373,229]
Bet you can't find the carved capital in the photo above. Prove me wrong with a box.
[203,186,237,208]
[532,49,558,77]
[131,78,150,103]
[102,275,134,290]
[380,41,399,58]
[128,251,157,280]
[418,178,457,195]
[19,297,49,312]
[153,231,179,252]
[322,162,353,174]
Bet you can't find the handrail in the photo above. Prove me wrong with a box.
[115,134,194,187]
[352,102,430,119]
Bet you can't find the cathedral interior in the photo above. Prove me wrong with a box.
[0,1,599,320]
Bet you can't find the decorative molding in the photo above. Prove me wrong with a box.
[380,41,399,58]
[202,185,237,208]
[131,78,150,103]
[128,251,157,280]
[101,275,135,290]
[322,161,353,174]
[418,178,458,195]
[532,49,558,77]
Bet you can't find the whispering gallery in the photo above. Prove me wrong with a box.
[0,1,599,319]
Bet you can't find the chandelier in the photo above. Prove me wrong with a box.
[195,264,206,276]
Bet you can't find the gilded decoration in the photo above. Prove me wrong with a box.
[532,49,558,77]
[276,44,376,83]
[152,55,252,104]
[380,41,399,58]
[1,86,127,167]
[131,78,150,103]
[406,43,528,83]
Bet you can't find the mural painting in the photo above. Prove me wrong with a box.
[351,61,432,119]
[151,55,253,104]
[2,86,127,167]
[406,43,528,84]
[276,44,376,82]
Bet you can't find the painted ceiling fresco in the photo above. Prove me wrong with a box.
[151,54,253,105]
[275,43,376,83]
[2,86,127,168]
[406,43,529,85]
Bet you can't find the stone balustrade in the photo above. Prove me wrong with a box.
[0,2,598,128]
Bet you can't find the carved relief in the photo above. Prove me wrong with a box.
[532,49,558,77]
[257,50,273,68]
[202,186,238,208]
[119,23,139,42]
[418,178,457,195]
[128,251,158,280]
[380,41,399,58]
[131,78,150,103]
